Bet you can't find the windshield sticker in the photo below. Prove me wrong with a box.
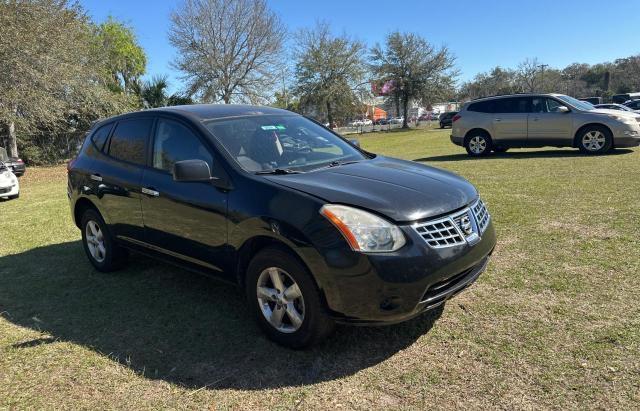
[261,125,287,131]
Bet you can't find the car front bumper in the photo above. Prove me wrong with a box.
[0,183,19,198]
[316,220,497,325]
[613,135,640,148]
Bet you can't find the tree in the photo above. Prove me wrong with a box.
[95,17,147,94]
[0,1,137,161]
[293,23,367,127]
[169,0,286,104]
[459,66,517,100]
[138,75,169,108]
[167,93,194,106]
[370,32,457,128]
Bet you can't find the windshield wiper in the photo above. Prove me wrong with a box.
[255,168,303,175]
[318,160,362,170]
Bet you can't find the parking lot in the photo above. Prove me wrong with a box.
[1,127,638,409]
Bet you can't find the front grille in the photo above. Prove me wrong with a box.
[0,187,9,194]
[471,199,490,233]
[413,198,490,249]
[413,217,465,248]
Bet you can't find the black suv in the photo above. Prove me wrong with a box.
[68,105,496,348]
[439,111,458,129]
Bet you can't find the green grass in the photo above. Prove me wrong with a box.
[1,128,639,409]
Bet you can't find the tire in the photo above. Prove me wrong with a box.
[577,125,613,154]
[464,131,492,156]
[245,247,335,348]
[80,208,128,272]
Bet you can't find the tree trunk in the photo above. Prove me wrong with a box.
[326,100,334,129]
[8,119,18,158]
[394,92,400,117]
[223,93,231,104]
[402,95,409,129]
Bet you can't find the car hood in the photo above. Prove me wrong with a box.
[0,170,15,185]
[264,157,478,222]
[590,108,640,119]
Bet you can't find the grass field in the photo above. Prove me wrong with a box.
[1,128,639,409]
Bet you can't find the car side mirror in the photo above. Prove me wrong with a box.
[173,159,215,182]
[349,139,360,147]
[556,106,570,113]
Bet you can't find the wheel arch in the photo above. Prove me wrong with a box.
[235,235,332,311]
[236,235,308,287]
[464,128,493,142]
[573,123,613,148]
[73,197,100,229]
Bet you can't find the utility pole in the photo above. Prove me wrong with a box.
[538,64,549,92]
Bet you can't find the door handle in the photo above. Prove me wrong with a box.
[494,118,502,122]
[90,174,102,182]
[142,187,160,197]
[532,117,540,121]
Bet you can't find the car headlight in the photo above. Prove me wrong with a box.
[320,204,406,252]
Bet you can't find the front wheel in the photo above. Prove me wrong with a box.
[578,126,612,154]
[246,247,334,348]
[464,133,492,156]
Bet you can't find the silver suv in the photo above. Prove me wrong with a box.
[450,93,640,155]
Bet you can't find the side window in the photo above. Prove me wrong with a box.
[467,100,495,113]
[91,123,113,151]
[152,119,213,172]
[108,119,152,165]
[546,98,563,112]
[530,98,544,113]
[494,98,528,113]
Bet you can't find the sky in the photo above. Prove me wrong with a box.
[79,0,640,94]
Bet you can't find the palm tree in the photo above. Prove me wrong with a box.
[140,75,169,108]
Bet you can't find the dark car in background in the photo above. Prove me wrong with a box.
[579,97,603,105]
[67,104,496,348]
[624,99,640,110]
[0,147,25,177]
[439,111,458,128]
[612,92,640,104]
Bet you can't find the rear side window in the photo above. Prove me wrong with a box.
[91,123,113,151]
[467,100,495,113]
[108,119,152,165]
[493,97,529,113]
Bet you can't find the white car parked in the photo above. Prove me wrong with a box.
[0,162,19,200]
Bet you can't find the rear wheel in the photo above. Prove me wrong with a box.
[577,126,612,154]
[80,209,128,272]
[464,132,492,156]
[246,247,334,348]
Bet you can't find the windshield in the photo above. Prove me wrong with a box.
[556,95,595,111]
[204,115,368,173]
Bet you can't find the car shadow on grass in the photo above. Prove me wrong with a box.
[414,148,635,162]
[0,241,443,390]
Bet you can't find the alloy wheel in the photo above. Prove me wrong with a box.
[85,220,106,263]
[582,130,606,151]
[256,267,305,333]
[469,136,487,154]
